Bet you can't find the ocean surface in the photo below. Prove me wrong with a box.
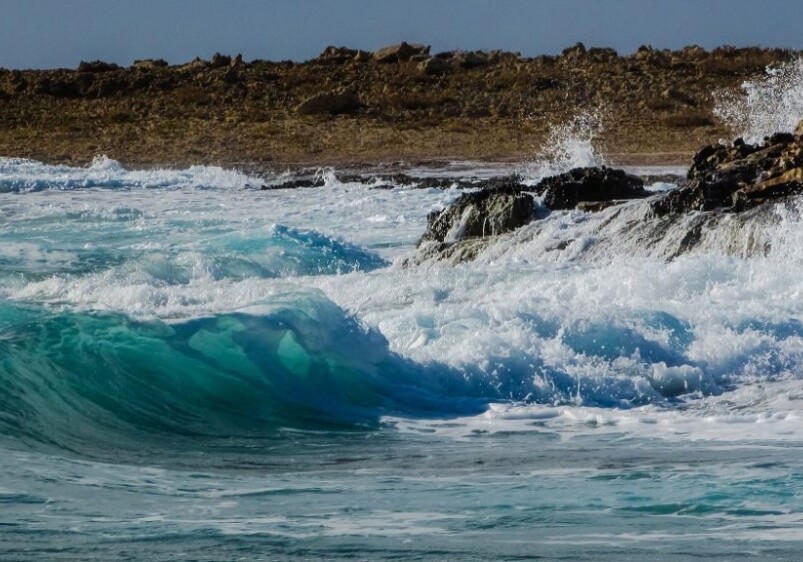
[3,78,803,559]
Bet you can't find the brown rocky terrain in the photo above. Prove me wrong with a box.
[0,43,796,170]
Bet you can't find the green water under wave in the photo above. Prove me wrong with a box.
[0,295,494,457]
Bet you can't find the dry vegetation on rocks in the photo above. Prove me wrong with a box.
[0,43,795,169]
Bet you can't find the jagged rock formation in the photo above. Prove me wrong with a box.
[421,183,535,242]
[652,127,803,215]
[414,181,535,263]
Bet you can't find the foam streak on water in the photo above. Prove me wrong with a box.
[1,156,803,560]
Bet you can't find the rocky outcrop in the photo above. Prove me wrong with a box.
[453,51,490,69]
[319,46,359,63]
[651,130,803,215]
[132,59,168,70]
[420,184,534,244]
[209,53,232,68]
[418,57,450,75]
[533,167,646,210]
[413,167,649,263]
[373,42,430,63]
[295,87,362,115]
[1,43,798,167]
[77,60,120,73]
[414,182,534,263]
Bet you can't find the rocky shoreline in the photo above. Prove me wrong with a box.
[412,122,803,264]
[0,43,797,170]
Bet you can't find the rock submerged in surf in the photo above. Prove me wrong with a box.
[415,181,535,263]
[421,183,535,243]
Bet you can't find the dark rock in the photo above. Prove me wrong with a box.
[333,173,523,191]
[733,168,803,211]
[353,50,371,63]
[210,53,232,68]
[77,60,120,73]
[587,47,618,63]
[418,57,450,75]
[420,183,534,245]
[649,185,704,216]
[411,167,649,263]
[561,42,587,59]
[410,181,534,264]
[652,125,803,215]
[454,51,490,69]
[534,167,647,210]
[295,87,361,115]
[261,175,327,190]
[373,42,430,63]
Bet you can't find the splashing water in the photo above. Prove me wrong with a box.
[4,157,803,561]
[714,57,803,142]
[521,111,607,181]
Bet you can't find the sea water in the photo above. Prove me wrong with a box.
[3,80,803,560]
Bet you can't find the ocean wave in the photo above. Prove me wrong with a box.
[3,287,800,456]
[0,155,262,192]
[0,294,484,454]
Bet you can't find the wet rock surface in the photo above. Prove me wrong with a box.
[412,181,534,264]
[420,183,534,244]
[412,166,650,264]
[652,129,803,215]
[411,140,803,264]
[534,167,646,210]
[259,172,525,191]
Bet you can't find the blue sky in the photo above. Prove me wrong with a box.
[1,0,801,69]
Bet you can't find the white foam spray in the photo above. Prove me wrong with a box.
[520,110,607,182]
[714,57,803,142]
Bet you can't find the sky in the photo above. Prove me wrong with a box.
[1,0,801,69]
